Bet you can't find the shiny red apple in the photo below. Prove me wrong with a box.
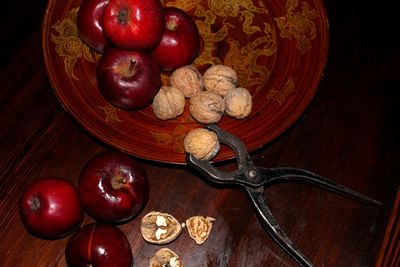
[151,7,200,72]
[97,47,161,110]
[19,177,83,239]
[78,151,149,222]
[77,0,111,53]
[65,223,133,267]
[101,0,164,51]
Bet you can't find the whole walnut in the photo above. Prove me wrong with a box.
[189,91,225,124]
[225,87,252,119]
[152,86,185,120]
[184,128,220,160]
[203,65,237,97]
[170,65,203,98]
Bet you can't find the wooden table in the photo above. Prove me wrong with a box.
[1,0,399,266]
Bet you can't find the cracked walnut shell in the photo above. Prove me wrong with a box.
[152,86,185,120]
[141,211,183,244]
[189,91,225,124]
[225,87,253,119]
[186,216,216,245]
[184,128,220,161]
[149,248,183,267]
[170,65,203,98]
[203,65,237,97]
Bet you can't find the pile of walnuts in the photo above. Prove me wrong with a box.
[152,64,253,123]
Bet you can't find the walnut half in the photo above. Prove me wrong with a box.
[141,211,183,244]
[186,216,216,245]
[149,248,184,267]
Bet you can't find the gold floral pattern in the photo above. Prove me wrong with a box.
[98,104,123,123]
[165,0,275,84]
[151,124,191,153]
[224,23,276,89]
[51,7,95,80]
[274,0,318,54]
[267,78,296,105]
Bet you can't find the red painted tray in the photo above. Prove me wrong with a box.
[42,0,329,164]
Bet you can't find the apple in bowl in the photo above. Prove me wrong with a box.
[19,177,83,239]
[77,0,111,53]
[78,151,149,222]
[96,48,161,110]
[102,0,164,51]
[151,7,200,72]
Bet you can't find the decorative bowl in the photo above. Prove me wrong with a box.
[42,0,329,164]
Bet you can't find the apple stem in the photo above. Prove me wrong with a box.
[166,18,178,31]
[111,176,127,190]
[128,59,137,74]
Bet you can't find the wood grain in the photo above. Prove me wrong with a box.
[375,190,400,267]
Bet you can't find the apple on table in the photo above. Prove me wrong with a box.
[65,223,133,267]
[19,177,83,239]
[78,151,149,222]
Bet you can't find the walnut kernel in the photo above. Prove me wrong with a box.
[141,211,183,244]
[186,216,216,245]
[203,65,237,96]
[189,91,225,124]
[149,248,183,267]
[170,65,203,98]
[224,87,253,119]
[152,86,185,120]
[184,128,220,161]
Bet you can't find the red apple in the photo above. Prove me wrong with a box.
[19,177,83,239]
[78,151,149,222]
[97,47,161,110]
[151,7,200,72]
[65,223,133,267]
[77,0,111,53]
[101,0,164,51]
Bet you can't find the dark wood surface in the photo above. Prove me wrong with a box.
[1,0,399,266]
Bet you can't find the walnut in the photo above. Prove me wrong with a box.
[152,86,186,120]
[189,91,225,124]
[186,216,216,245]
[170,65,203,98]
[141,211,183,244]
[224,87,253,119]
[149,248,184,267]
[184,128,220,161]
[203,65,237,97]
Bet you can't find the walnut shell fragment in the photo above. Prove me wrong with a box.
[184,128,220,161]
[149,248,184,267]
[224,87,253,119]
[152,86,186,120]
[141,211,183,244]
[203,65,237,97]
[170,65,203,98]
[189,91,225,124]
[186,216,216,245]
